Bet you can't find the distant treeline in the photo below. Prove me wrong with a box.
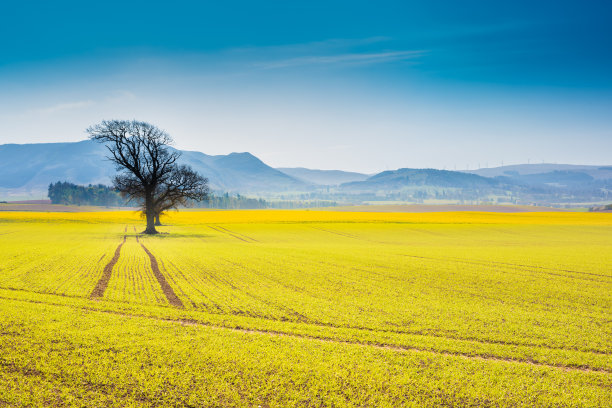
[48,182,125,206]
[48,181,336,209]
[265,200,338,209]
[589,204,612,212]
[194,193,336,209]
[196,193,267,209]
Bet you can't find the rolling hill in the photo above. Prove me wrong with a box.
[467,163,612,180]
[276,167,369,186]
[340,168,502,191]
[466,164,612,189]
[0,140,308,199]
[2,141,611,204]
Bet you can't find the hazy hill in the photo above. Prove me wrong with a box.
[467,163,612,180]
[466,164,612,189]
[3,141,612,204]
[340,168,502,191]
[0,140,307,198]
[0,141,114,198]
[179,151,308,193]
[498,170,595,188]
[276,167,369,186]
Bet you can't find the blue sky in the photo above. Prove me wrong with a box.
[1,0,611,172]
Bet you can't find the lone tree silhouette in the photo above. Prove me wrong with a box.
[119,164,209,226]
[87,120,209,234]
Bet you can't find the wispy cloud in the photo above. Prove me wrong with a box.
[217,37,424,71]
[256,50,424,69]
[35,100,95,115]
[230,37,392,56]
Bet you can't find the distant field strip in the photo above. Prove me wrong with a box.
[0,210,610,407]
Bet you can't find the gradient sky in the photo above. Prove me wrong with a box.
[1,0,611,173]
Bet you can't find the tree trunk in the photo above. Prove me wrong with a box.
[154,212,161,226]
[144,191,158,234]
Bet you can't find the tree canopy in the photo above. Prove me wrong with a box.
[87,120,208,233]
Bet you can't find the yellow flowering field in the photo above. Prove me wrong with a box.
[0,209,610,406]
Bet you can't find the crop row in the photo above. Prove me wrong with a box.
[1,297,611,407]
[0,212,610,389]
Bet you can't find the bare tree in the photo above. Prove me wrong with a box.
[87,120,207,234]
[134,165,209,225]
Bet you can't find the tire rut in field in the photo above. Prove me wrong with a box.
[208,225,254,243]
[0,294,609,374]
[0,286,83,300]
[139,243,183,308]
[214,225,259,242]
[310,225,392,245]
[157,258,198,308]
[400,254,611,282]
[7,283,607,357]
[90,235,126,299]
[164,260,226,312]
[278,253,607,320]
[311,226,611,281]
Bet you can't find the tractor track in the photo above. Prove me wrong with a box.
[139,243,183,308]
[214,225,259,242]
[400,254,611,282]
[208,225,255,243]
[89,235,126,299]
[3,276,610,356]
[0,294,609,374]
[311,225,610,281]
[90,225,182,307]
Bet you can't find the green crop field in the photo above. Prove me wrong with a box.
[0,210,610,407]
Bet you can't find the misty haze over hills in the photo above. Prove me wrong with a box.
[1,141,611,206]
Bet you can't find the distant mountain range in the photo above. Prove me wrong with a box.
[0,140,308,199]
[1,140,611,205]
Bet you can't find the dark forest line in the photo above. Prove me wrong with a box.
[47,181,336,209]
